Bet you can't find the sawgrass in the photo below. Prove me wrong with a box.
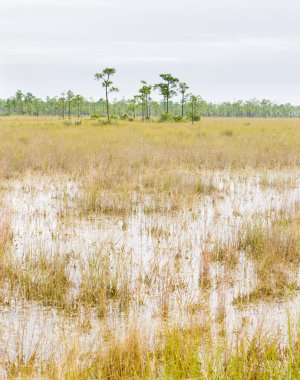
[1,117,300,378]
[0,117,300,179]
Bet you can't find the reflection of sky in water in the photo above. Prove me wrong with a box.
[0,170,300,359]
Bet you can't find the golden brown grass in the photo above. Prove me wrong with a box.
[3,320,300,380]
[1,117,300,176]
[234,211,300,306]
[1,117,300,378]
[1,116,299,215]
[78,246,132,317]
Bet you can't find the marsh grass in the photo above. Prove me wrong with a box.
[5,350,39,380]
[260,173,298,189]
[1,117,300,215]
[0,213,13,304]
[1,116,300,217]
[3,320,300,379]
[234,213,300,306]
[0,218,12,256]
[1,117,300,378]
[199,251,212,289]
[80,328,153,379]
[212,241,239,269]
[0,232,132,315]
[78,246,132,317]
[3,250,72,309]
[80,168,217,216]
[221,128,234,137]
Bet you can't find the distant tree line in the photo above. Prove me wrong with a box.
[1,69,299,119]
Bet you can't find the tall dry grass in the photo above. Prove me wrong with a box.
[1,117,300,177]
[1,116,300,215]
[234,211,300,305]
[2,319,300,379]
[1,117,300,378]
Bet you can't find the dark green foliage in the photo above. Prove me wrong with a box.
[1,74,300,118]
[160,113,175,122]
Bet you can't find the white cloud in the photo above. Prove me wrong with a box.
[1,0,300,103]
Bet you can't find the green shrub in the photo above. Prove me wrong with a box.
[187,113,201,122]
[90,114,100,120]
[120,114,129,120]
[160,113,175,122]
[173,115,183,122]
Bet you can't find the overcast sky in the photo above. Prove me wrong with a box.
[1,0,300,103]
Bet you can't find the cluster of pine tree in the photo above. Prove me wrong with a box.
[1,68,299,119]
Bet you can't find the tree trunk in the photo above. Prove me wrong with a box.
[192,102,194,124]
[105,86,110,120]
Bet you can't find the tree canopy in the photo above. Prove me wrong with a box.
[1,70,299,119]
